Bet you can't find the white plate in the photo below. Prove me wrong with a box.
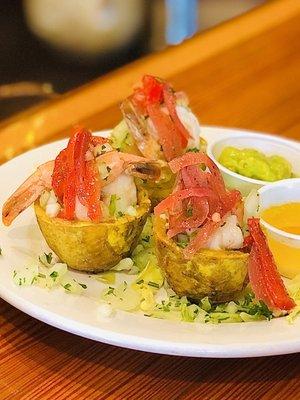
[1,126,300,358]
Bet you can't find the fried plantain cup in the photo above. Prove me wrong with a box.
[34,188,150,272]
[153,215,249,302]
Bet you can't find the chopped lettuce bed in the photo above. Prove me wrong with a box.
[11,216,300,324]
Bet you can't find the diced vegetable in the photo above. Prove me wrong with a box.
[13,264,38,287]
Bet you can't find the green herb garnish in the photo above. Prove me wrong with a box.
[106,286,116,296]
[45,252,53,264]
[50,271,58,281]
[148,281,159,289]
[64,283,71,291]
[78,283,87,289]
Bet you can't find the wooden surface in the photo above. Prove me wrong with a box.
[1,0,300,398]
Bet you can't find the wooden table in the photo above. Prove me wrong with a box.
[1,0,300,398]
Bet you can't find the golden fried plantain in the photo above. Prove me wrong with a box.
[35,188,150,272]
[153,215,249,302]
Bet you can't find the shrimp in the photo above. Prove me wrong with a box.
[2,152,161,226]
[2,161,54,226]
[120,99,163,160]
[102,174,137,217]
[175,105,201,149]
[207,214,244,250]
[96,150,161,184]
[120,76,202,160]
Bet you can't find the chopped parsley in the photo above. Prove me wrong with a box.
[45,252,53,264]
[142,235,150,243]
[78,283,87,289]
[148,281,159,289]
[187,147,200,153]
[64,283,71,291]
[50,271,58,281]
[19,277,25,286]
[39,252,53,266]
[106,286,116,296]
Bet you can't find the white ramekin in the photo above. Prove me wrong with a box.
[258,178,300,248]
[258,178,300,278]
[207,133,300,196]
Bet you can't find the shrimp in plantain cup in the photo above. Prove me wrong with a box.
[2,127,161,272]
[111,75,203,205]
[153,151,295,312]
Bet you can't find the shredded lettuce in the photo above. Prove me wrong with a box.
[13,253,86,294]
[112,258,139,275]
[13,264,39,287]
[101,281,141,311]
[111,120,134,151]
[11,225,300,325]
[132,216,159,274]
[109,194,117,216]
[95,271,116,284]
[147,292,273,324]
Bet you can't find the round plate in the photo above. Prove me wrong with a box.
[1,126,300,358]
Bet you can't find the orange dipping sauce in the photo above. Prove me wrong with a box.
[261,203,300,279]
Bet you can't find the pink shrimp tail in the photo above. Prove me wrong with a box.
[2,160,54,226]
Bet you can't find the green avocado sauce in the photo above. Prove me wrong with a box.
[218,146,293,182]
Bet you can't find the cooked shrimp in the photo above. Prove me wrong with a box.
[2,151,160,226]
[2,161,54,226]
[176,105,201,149]
[120,99,163,160]
[207,214,244,250]
[96,150,161,184]
[120,76,201,160]
[102,174,137,217]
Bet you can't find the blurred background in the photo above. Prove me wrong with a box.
[1,0,266,120]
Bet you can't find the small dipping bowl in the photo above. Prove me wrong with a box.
[258,178,300,279]
[207,133,300,196]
